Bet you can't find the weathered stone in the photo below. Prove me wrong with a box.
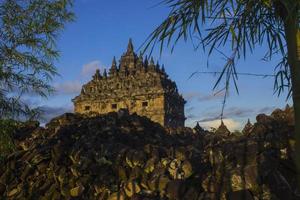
[0,106,297,200]
[181,160,193,179]
[242,119,253,135]
[70,185,85,197]
[144,157,157,173]
[7,187,20,197]
[202,175,217,193]
[230,169,255,192]
[194,122,205,134]
[124,181,141,197]
[215,120,231,136]
[13,121,39,140]
[183,187,202,200]
[0,183,5,195]
[168,159,181,179]
[198,192,216,200]
[165,180,186,199]
[72,39,185,128]
[108,192,126,200]
[226,190,254,200]
[208,147,224,166]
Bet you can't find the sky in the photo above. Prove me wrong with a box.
[30,0,292,131]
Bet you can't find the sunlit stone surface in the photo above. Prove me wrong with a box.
[73,39,185,128]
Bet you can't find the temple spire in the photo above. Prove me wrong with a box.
[93,69,101,80]
[149,57,155,71]
[215,120,231,136]
[194,122,204,133]
[138,52,143,61]
[156,61,160,71]
[119,38,136,71]
[109,56,117,76]
[127,38,134,53]
[144,55,148,67]
[103,69,107,78]
[242,118,253,135]
[161,64,165,73]
[150,57,155,65]
[112,56,117,66]
[137,52,143,69]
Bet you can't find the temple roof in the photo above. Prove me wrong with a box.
[126,38,134,54]
[215,120,231,136]
[242,119,253,135]
[92,39,167,77]
[72,39,185,103]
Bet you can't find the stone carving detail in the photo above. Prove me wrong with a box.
[72,39,186,127]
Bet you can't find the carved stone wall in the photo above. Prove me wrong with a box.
[72,39,185,127]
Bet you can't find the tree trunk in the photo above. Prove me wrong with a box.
[284,10,300,184]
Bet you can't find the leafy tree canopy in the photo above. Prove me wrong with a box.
[144,0,299,98]
[0,0,74,119]
[144,0,300,183]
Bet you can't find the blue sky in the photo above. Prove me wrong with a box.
[32,0,292,130]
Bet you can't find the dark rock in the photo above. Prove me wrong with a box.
[0,182,5,195]
[242,119,253,136]
[13,120,39,140]
[0,106,297,199]
[194,122,205,133]
[215,120,231,136]
[226,190,254,200]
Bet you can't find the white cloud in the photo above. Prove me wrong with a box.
[199,118,242,132]
[51,60,107,96]
[81,60,106,77]
[183,91,225,102]
[197,90,225,102]
[183,92,201,101]
[39,104,73,123]
[54,81,82,95]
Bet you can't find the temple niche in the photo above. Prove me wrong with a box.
[72,39,186,128]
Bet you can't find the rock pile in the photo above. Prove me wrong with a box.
[0,106,298,199]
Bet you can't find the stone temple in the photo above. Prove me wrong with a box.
[72,39,185,128]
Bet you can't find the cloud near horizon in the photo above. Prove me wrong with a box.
[81,60,107,77]
[183,92,201,102]
[185,106,256,130]
[183,91,225,103]
[258,106,277,114]
[201,106,254,121]
[52,60,108,96]
[39,105,73,123]
[54,81,82,95]
[199,118,242,132]
[197,91,225,102]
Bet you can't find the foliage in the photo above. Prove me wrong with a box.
[144,0,298,99]
[145,0,300,184]
[0,0,74,119]
[0,119,19,162]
